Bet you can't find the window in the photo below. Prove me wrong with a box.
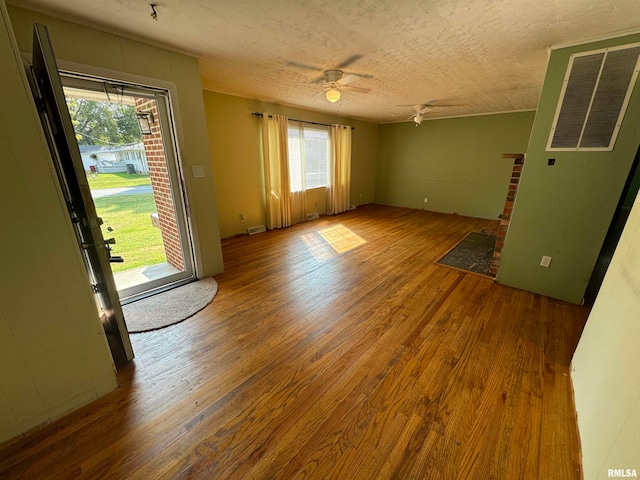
[288,123,329,191]
[547,43,640,151]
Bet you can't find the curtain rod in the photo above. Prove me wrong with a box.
[251,112,354,130]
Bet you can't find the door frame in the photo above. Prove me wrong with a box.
[584,144,640,305]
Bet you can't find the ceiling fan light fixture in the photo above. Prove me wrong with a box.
[326,89,341,103]
[414,113,423,125]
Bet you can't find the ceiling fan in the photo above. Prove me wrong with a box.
[287,55,372,103]
[398,101,459,125]
[317,69,371,103]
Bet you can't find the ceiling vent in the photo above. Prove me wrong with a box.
[547,44,640,151]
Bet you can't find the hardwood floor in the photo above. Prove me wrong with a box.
[0,205,589,479]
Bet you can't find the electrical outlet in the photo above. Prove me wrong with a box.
[192,165,205,178]
[423,197,428,203]
[540,255,552,268]
[239,214,246,223]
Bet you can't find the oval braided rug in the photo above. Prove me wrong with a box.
[123,277,218,333]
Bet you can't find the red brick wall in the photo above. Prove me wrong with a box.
[489,154,525,278]
[135,98,184,271]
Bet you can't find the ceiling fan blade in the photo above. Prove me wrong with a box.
[342,85,371,94]
[340,74,360,85]
[397,100,460,109]
[336,54,363,69]
[344,71,373,79]
[418,104,460,113]
[423,99,463,107]
[287,60,323,71]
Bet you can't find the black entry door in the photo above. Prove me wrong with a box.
[30,23,133,366]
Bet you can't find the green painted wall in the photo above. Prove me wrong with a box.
[203,91,378,239]
[375,112,535,218]
[498,34,640,303]
[8,5,224,278]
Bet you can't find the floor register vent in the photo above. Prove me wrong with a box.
[247,225,266,235]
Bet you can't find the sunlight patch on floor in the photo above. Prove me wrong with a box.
[301,224,366,262]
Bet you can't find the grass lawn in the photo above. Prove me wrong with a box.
[93,193,166,273]
[88,173,151,189]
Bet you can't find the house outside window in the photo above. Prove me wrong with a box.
[288,123,329,191]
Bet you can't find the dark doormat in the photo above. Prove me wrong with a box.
[436,232,497,276]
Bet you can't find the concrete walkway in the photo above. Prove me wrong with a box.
[91,185,153,198]
[114,262,181,292]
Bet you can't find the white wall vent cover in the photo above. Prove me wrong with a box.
[247,225,266,235]
[306,212,320,220]
[547,43,640,151]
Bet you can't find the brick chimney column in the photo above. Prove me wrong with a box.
[489,153,525,278]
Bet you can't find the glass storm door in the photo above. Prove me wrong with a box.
[59,73,195,303]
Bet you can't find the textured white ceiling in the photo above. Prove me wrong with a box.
[9,0,640,123]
